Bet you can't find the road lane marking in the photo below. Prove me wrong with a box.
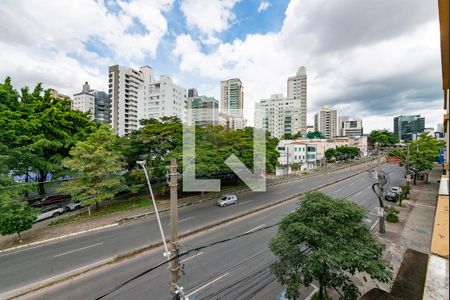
[237,200,254,205]
[53,242,103,258]
[355,191,363,196]
[335,187,343,193]
[244,224,266,234]
[186,272,229,297]
[181,252,204,263]
[169,217,194,225]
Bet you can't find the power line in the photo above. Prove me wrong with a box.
[93,223,280,300]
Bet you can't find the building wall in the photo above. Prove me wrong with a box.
[287,66,307,135]
[220,78,245,129]
[393,115,425,141]
[314,105,338,139]
[187,95,219,126]
[137,74,186,126]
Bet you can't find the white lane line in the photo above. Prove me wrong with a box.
[53,242,103,258]
[355,191,363,196]
[169,217,194,225]
[335,187,343,193]
[181,252,204,263]
[186,272,229,297]
[237,200,254,205]
[244,224,266,234]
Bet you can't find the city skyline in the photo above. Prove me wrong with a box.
[0,0,444,132]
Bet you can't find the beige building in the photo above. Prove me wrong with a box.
[314,105,339,138]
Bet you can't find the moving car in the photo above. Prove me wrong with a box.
[217,194,237,207]
[390,186,402,195]
[384,191,398,202]
[65,201,85,211]
[35,204,64,222]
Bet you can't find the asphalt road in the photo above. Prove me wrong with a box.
[15,164,405,300]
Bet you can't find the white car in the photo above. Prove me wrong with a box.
[65,201,85,211]
[217,194,237,207]
[390,186,402,195]
[35,205,64,222]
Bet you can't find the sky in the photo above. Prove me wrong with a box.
[0,0,444,132]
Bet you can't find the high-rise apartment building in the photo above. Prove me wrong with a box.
[188,88,198,98]
[137,74,186,125]
[314,105,338,139]
[220,78,245,129]
[393,115,425,141]
[287,66,307,135]
[72,82,110,123]
[187,95,219,126]
[109,65,151,136]
[338,116,363,136]
[72,82,95,118]
[255,94,300,138]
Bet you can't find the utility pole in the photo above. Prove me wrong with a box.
[169,159,182,299]
[377,147,385,234]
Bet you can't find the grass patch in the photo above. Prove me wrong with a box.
[48,197,152,226]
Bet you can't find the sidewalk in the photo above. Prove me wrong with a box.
[0,158,375,250]
[360,165,443,300]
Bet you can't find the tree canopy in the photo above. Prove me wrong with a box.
[58,125,127,214]
[368,130,399,148]
[270,192,392,300]
[0,77,98,194]
[307,131,325,139]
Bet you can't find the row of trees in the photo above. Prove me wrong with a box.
[325,146,360,161]
[0,78,280,238]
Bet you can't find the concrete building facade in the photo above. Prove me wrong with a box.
[109,65,150,136]
[314,105,339,139]
[73,82,110,123]
[187,95,219,126]
[137,74,186,126]
[220,78,245,130]
[339,117,363,136]
[287,66,307,135]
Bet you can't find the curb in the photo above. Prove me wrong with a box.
[2,162,376,299]
[0,223,119,254]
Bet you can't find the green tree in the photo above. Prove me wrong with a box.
[369,130,399,148]
[0,78,97,195]
[270,192,392,300]
[283,132,302,140]
[58,125,127,215]
[307,131,325,139]
[325,148,336,161]
[0,176,38,241]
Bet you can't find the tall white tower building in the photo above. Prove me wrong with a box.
[220,78,245,129]
[109,65,152,136]
[72,82,95,119]
[287,66,307,135]
[137,75,186,125]
[314,105,339,139]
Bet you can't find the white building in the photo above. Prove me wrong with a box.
[109,65,152,136]
[276,140,317,175]
[287,66,307,135]
[72,82,95,118]
[220,78,246,130]
[255,94,301,138]
[339,117,363,136]
[138,74,186,125]
[314,105,339,139]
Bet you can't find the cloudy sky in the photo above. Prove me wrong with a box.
[0,0,444,132]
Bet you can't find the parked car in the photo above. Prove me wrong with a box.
[32,194,70,207]
[390,186,402,195]
[35,204,64,222]
[65,201,85,211]
[217,194,237,207]
[384,191,398,202]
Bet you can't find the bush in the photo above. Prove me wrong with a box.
[385,206,399,223]
[311,292,332,300]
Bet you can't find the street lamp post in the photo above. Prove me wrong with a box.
[136,160,170,258]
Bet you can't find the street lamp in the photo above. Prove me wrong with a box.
[136,160,169,258]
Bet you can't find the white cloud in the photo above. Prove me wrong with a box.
[0,0,173,94]
[180,0,239,44]
[258,1,271,13]
[173,0,442,131]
